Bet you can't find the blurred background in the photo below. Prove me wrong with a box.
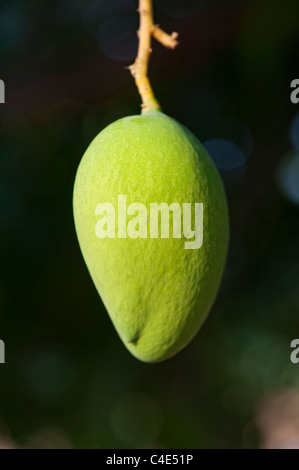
[0,0,299,449]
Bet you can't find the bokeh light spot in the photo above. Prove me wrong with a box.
[97,13,138,62]
[204,138,246,171]
[111,393,163,446]
[22,427,72,449]
[289,113,299,150]
[21,348,76,405]
[277,151,299,205]
[0,4,29,52]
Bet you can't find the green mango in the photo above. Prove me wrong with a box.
[73,111,229,362]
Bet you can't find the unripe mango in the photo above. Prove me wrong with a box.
[73,111,229,362]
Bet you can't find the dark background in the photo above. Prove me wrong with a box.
[1,0,299,449]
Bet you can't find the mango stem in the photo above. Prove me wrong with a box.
[129,0,179,114]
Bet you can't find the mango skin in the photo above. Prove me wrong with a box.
[73,111,229,363]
